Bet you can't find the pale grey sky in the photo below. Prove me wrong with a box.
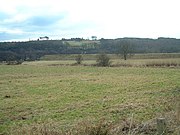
[0,0,180,41]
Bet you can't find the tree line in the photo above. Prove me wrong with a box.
[0,37,180,63]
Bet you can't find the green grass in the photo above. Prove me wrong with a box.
[65,40,100,47]
[0,63,180,134]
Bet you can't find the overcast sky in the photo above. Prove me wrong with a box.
[0,0,180,41]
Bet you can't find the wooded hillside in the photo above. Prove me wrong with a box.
[0,37,180,62]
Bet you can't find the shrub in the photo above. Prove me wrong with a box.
[96,53,111,67]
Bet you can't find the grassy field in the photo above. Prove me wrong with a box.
[65,40,100,47]
[37,58,180,68]
[0,61,180,134]
[41,53,180,61]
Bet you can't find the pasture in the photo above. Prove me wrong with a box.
[0,60,180,134]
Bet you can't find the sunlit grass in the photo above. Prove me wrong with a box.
[0,63,179,134]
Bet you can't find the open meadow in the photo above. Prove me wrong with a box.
[1,0,180,134]
[0,59,180,134]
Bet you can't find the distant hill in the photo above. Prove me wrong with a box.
[0,38,180,62]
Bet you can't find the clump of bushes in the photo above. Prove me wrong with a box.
[6,60,23,65]
[145,61,180,67]
[96,53,111,67]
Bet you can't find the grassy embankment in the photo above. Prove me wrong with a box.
[0,61,179,134]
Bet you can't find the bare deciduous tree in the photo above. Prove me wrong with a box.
[75,54,83,64]
[116,40,134,60]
